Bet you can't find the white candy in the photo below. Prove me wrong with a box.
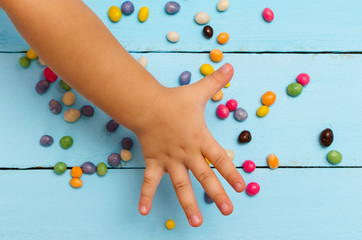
[225,149,235,161]
[166,31,180,43]
[137,56,147,68]
[217,0,230,12]
[194,11,210,25]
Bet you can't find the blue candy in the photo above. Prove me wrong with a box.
[234,107,248,121]
[121,1,134,15]
[204,192,214,204]
[165,1,180,15]
[179,71,191,85]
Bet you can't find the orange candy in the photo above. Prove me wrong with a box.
[71,166,83,178]
[70,178,83,188]
[212,90,223,101]
[217,32,229,44]
[261,91,276,106]
[209,49,224,62]
[267,154,279,169]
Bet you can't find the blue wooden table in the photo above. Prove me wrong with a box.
[1,1,362,239]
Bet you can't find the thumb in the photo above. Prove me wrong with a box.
[193,63,234,103]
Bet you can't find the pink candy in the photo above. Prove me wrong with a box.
[226,99,238,112]
[44,67,58,82]
[297,73,310,86]
[242,160,256,173]
[262,8,274,22]
[216,104,230,119]
[246,182,260,196]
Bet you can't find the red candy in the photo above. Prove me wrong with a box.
[226,99,238,112]
[262,8,274,22]
[44,67,58,82]
[297,73,310,86]
[242,160,256,173]
[246,182,260,196]
[216,104,230,119]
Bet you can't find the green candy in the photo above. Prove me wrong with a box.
[19,57,30,68]
[287,83,303,97]
[327,150,342,165]
[60,136,73,149]
[97,162,108,176]
[60,80,72,90]
[54,162,67,174]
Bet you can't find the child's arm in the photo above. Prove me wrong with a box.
[1,0,245,227]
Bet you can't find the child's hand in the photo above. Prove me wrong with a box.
[135,64,245,227]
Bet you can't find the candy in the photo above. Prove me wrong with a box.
[19,57,30,68]
[62,91,76,106]
[121,137,133,150]
[138,6,149,22]
[242,160,256,173]
[97,162,108,176]
[70,178,82,188]
[267,154,279,169]
[81,105,94,117]
[71,166,83,178]
[224,82,230,88]
[40,135,54,147]
[205,157,211,165]
[35,80,50,94]
[60,136,73,149]
[327,150,342,165]
[261,91,276,106]
[234,107,248,121]
[54,162,67,175]
[217,0,230,12]
[165,219,175,230]
[287,83,303,97]
[297,73,310,86]
[320,128,333,147]
[262,8,274,22]
[212,90,223,101]
[108,6,122,22]
[60,80,71,90]
[256,105,269,117]
[64,109,81,123]
[137,56,148,68]
[225,149,235,161]
[179,71,191,85]
[26,48,38,60]
[49,99,62,114]
[204,192,214,203]
[106,119,119,132]
[120,149,132,162]
[167,31,180,43]
[108,153,121,166]
[246,182,260,196]
[81,162,97,174]
[121,1,134,15]
[217,32,229,45]
[238,130,251,143]
[38,58,46,66]
[216,104,229,119]
[165,1,180,15]
[195,11,210,25]
[209,49,223,62]
[226,99,238,111]
[200,63,214,76]
[203,25,213,39]
[44,67,57,82]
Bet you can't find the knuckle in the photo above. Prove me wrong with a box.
[197,169,213,183]
[143,173,155,186]
[173,180,188,192]
[212,153,227,167]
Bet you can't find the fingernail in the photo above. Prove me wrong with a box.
[219,64,231,74]
[190,215,201,226]
[140,205,147,214]
[234,183,244,192]
[221,203,229,213]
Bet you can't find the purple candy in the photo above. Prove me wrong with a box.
[121,1,134,15]
[40,135,54,147]
[35,80,50,94]
[49,99,62,114]
[81,161,97,174]
[204,192,213,204]
[106,119,119,132]
[108,153,121,166]
[121,137,133,150]
[179,71,191,85]
[81,105,94,117]
[165,1,180,14]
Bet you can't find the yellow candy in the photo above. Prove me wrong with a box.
[138,6,149,22]
[26,48,38,60]
[256,105,269,117]
[108,6,122,22]
[165,219,175,230]
[205,157,211,165]
[224,82,230,88]
[200,64,214,76]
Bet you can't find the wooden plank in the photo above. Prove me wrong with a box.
[1,0,362,52]
[0,168,361,239]
[0,52,360,168]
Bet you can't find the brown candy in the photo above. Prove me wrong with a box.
[203,25,213,39]
[238,130,251,143]
[320,128,333,147]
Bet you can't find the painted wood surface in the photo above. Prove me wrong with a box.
[1,168,362,240]
[0,52,360,168]
[1,0,362,52]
